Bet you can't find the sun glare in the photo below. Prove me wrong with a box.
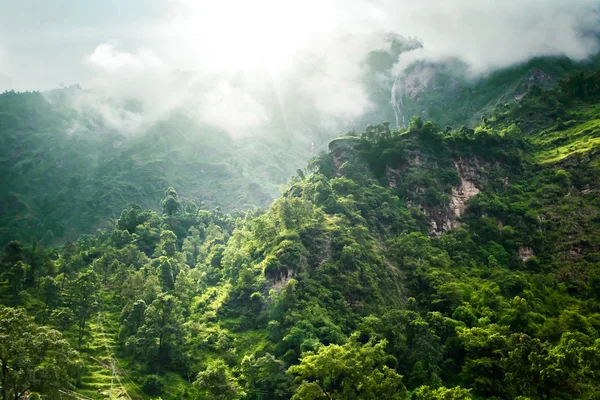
[170,0,338,76]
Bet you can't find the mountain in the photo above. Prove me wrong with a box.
[2,51,598,248]
[394,55,600,128]
[0,87,316,246]
[1,68,600,399]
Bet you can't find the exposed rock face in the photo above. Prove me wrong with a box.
[384,151,485,235]
[519,246,535,262]
[269,272,295,292]
[333,154,343,177]
[429,159,483,235]
[386,155,421,188]
[329,137,361,177]
[386,166,401,188]
[451,161,480,218]
[526,68,552,85]
[403,66,435,99]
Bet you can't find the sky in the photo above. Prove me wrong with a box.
[1,0,599,135]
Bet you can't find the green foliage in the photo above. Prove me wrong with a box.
[127,293,185,373]
[0,306,81,399]
[288,335,407,400]
[414,385,473,400]
[161,187,182,216]
[68,268,101,348]
[240,352,293,399]
[195,359,244,400]
[1,67,600,399]
[142,374,164,395]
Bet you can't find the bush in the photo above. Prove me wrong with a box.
[142,374,163,395]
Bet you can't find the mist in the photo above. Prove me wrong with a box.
[1,0,599,136]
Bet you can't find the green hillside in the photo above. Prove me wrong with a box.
[0,89,318,246]
[2,69,600,399]
[2,55,597,248]
[396,56,600,128]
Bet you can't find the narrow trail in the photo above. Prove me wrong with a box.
[60,389,97,400]
[76,310,139,400]
[96,311,132,400]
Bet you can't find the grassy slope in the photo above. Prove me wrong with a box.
[531,103,600,164]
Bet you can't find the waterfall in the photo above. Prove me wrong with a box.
[391,76,406,129]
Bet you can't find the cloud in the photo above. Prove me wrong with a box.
[197,82,269,135]
[67,44,271,136]
[365,0,600,74]
[87,43,164,72]
[291,33,399,123]
[0,47,12,92]
[3,0,600,136]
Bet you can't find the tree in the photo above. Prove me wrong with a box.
[240,353,293,399]
[6,261,25,296]
[0,306,80,400]
[195,359,244,400]
[161,187,181,216]
[407,317,443,388]
[154,230,177,258]
[0,241,24,275]
[68,269,100,348]
[25,239,51,285]
[182,226,204,266]
[142,374,163,396]
[536,332,600,399]
[414,385,473,400]
[38,276,61,323]
[135,217,162,256]
[117,204,149,233]
[458,324,510,397]
[158,256,177,292]
[50,307,74,332]
[288,335,407,400]
[127,299,147,333]
[128,293,185,373]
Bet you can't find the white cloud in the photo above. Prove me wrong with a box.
[87,43,164,72]
[368,0,600,74]
[197,82,269,135]
[5,0,598,135]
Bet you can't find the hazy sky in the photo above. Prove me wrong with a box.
[1,0,599,135]
[2,0,599,91]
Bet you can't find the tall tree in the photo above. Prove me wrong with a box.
[128,293,185,373]
[6,261,25,296]
[158,256,177,292]
[68,269,100,348]
[154,230,178,258]
[0,241,24,275]
[38,276,61,323]
[0,306,80,400]
[195,359,243,400]
[161,187,181,216]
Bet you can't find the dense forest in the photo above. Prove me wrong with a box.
[1,67,600,399]
[1,52,597,248]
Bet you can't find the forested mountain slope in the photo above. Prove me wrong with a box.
[1,70,600,399]
[0,88,308,245]
[1,54,598,247]
[393,55,600,128]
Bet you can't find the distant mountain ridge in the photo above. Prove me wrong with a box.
[1,52,598,245]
